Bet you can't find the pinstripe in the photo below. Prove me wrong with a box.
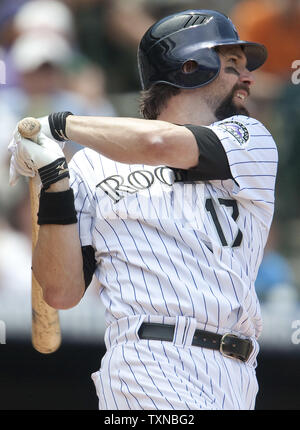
[94,225,136,317]
[119,373,140,409]
[188,348,199,382]
[227,271,242,320]
[235,173,276,178]
[161,340,171,364]
[173,223,202,292]
[132,343,167,408]
[151,360,176,409]
[220,355,241,409]
[230,160,277,167]
[98,371,108,409]
[174,344,185,372]
[247,147,277,151]
[173,238,196,317]
[212,350,223,390]
[226,146,276,154]
[201,292,209,331]
[239,187,274,191]
[143,189,187,313]
[153,227,184,314]
[150,342,199,408]
[182,318,191,348]
[107,351,119,409]
[244,364,252,406]
[192,234,221,329]
[198,348,216,406]
[168,378,185,405]
[121,344,157,409]
[213,269,234,315]
[251,134,273,137]
[99,219,146,314]
[251,199,274,204]
[119,375,133,409]
[121,221,159,313]
[136,220,172,316]
[249,213,253,272]
[239,365,244,398]
[83,150,95,170]
[133,196,173,313]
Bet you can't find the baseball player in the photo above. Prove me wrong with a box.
[8,10,277,410]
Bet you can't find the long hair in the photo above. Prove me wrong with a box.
[139,83,180,119]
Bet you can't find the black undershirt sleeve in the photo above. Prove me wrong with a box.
[81,245,96,289]
[171,124,233,182]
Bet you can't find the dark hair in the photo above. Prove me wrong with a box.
[139,83,180,119]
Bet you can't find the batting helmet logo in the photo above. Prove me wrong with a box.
[138,10,267,90]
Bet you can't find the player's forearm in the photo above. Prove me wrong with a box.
[32,180,85,309]
[66,115,199,169]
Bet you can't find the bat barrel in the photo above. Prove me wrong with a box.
[29,176,61,354]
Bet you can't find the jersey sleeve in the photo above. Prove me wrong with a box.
[69,150,96,247]
[207,115,278,223]
[171,125,233,182]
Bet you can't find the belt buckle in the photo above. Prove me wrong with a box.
[220,332,239,360]
[220,332,253,362]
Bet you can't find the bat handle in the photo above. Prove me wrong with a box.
[17,117,41,142]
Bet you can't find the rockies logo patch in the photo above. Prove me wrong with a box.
[218,121,250,146]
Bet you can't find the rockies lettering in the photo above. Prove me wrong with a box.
[96,166,174,203]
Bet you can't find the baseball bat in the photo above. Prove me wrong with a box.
[17,117,61,354]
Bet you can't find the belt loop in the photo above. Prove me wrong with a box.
[183,318,198,348]
[246,337,260,367]
[173,316,188,346]
[135,314,148,342]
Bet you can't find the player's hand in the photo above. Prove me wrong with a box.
[8,129,69,189]
[37,115,66,148]
[30,112,73,147]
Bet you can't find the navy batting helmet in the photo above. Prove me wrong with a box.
[138,9,267,90]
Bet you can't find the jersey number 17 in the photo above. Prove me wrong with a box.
[205,198,243,247]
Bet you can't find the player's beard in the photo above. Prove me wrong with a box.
[214,84,250,121]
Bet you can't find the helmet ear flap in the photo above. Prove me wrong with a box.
[173,47,221,89]
[182,60,198,74]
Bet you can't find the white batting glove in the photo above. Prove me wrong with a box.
[37,116,66,148]
[8,130,69,189]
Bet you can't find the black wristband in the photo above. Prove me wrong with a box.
[38,157,70,190]
[37,188,77,225]
[48,111,73,142]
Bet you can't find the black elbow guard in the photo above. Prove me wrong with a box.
[81,245,96,289]
[172,125,233,182]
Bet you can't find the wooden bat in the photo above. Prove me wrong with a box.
[17,117,61,354]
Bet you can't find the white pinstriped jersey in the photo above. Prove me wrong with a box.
[69,115,277,341]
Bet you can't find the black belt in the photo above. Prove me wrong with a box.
[138,322,253,363]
